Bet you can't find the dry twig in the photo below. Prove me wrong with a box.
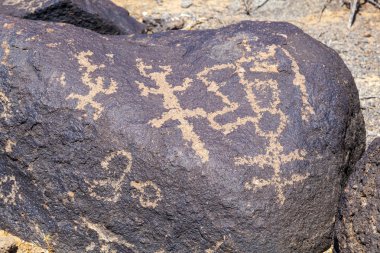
[348,0,360,27]
[367,0,380,8]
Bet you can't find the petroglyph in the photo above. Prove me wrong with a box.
[25,35,40,42]
[1,40,11,69]
[46,42,60,48]
[230,39,311,205]
[3,23,14,30]
[4,139,16,153]
[86,150,132,202]
[282,49,315,121]
[136,38,313,205]
[59,73,66,87]
[136,59,209,163]
[0,175,20,205]
[130,180,162,208]
[66,51,118,120]
[81,218,136,253]
[0,91,11,120]
[205,237,225,253]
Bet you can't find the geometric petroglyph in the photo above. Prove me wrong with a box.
[0,175,20,205]
[66,51,118,120]
[80,217,136,253]
[86,150,132,202]
[228,39,312,205]
[85,149,163,209]
[130,180,162,209]
[136,37,314,204]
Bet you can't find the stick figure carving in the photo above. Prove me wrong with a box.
[66,51,118,120]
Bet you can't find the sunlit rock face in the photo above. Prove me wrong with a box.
[0,0,144,34]
[0,15,365,253]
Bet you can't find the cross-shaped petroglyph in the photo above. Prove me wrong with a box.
[0,175,20,205]
[130,180,162,209]
[135,59,210,163]
[66,51,118,120]
[86,150,132,202]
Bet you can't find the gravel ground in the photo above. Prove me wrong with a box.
[113,0,380,145]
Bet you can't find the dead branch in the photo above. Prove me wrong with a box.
[367,0,380,8]
[348,0,360,28]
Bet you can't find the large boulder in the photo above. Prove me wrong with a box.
[0,0,144,35]
[0,15,365,252]
[335,138,380,253]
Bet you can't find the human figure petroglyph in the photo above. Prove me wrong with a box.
[130,180,162,209]
[86,150,132,202]
[136,59,210,163]
[0,175,20,205]
[66,51,118,120]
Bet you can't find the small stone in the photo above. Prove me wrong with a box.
[181,0,193,8]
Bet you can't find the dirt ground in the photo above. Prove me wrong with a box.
[113,0,380,145]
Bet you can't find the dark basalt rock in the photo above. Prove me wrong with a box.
[0,0,145,35]
[0,15,365,253]
[335,138,380,253]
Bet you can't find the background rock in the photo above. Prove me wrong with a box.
[335,137,380,253]
[0,15,365,252]
[0,0,145,35]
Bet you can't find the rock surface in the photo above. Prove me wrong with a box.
[0,15,365,252]
[0,0,144,35]
[335,138,380,253]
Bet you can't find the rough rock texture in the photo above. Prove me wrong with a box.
[0,16,365,253]
[335,138,380,253]
[0,0,144,35]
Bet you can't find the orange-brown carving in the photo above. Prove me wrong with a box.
[67,51,118,120]
[136,59,209,163]
[86,150,132,202]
